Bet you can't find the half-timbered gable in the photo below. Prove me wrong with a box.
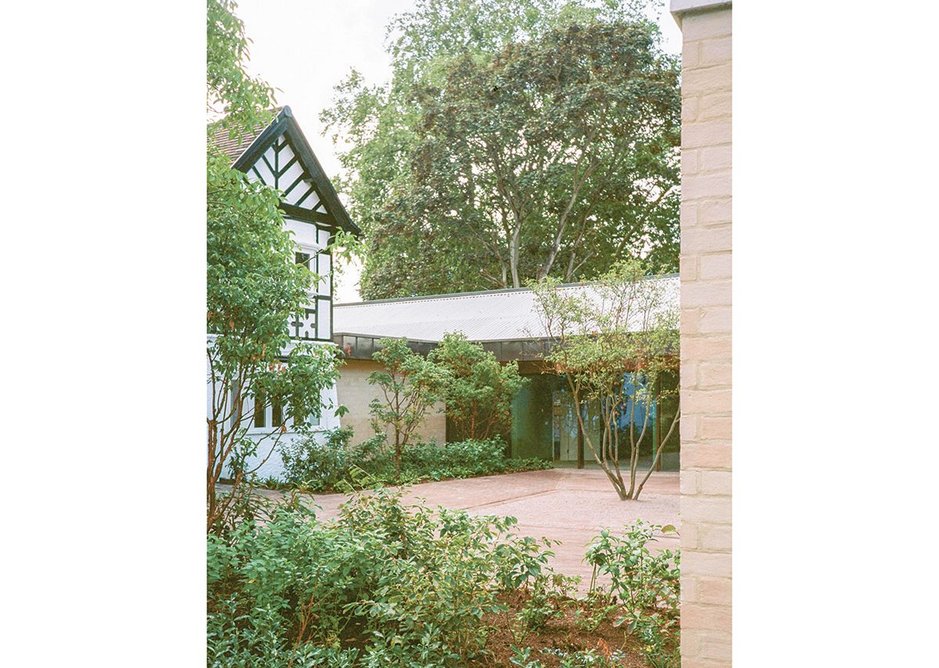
[212,106,359,343]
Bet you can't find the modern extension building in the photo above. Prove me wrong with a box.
[333,280,681,470]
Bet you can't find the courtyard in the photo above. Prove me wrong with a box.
[296,468,679,588]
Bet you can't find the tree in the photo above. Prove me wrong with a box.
[322,0,679,299]
[429,332,526,440]
[531,260,680,500]
[206,0,341,532]
[368,338,444,479]
[206,162,341,531]
[207,0,275,136]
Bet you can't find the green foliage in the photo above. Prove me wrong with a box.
[207,0,275,135]
[585,521,680,667]
[518,574,572,632]
[532,259,680,500]
[322,0,679,299]
[510,644,546,667]
[429,332,527,440]
[396,439,552,483]
[207,489,557,667]
[281,427,366,490]
[368,338,446,479]
[280,434,551,492]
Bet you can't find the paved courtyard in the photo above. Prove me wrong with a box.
[298,468,679,589]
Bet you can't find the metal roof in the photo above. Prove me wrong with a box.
[333,276,679,344]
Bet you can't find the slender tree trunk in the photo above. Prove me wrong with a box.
[635,409,681,500]
[509,225,521,288]
[569,380,627,499]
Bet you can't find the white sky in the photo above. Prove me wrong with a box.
[235,0,683,301]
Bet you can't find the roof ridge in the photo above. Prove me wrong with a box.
[334,273,679,307]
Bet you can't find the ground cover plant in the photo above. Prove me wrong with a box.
[585,522,680,667]
[279,430,551,492]
[207,486,679,667]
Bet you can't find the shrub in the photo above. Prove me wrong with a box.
[207,488,557,667]
[280,427,354,489]
[280,434,551,491]
[359,438,551,485]
[429,332,527,441]
[279,428,386,491]
[584,521,681,667]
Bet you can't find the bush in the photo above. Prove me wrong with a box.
[207,488,556,667]
[395,438,544,481]
[280,428,385,491]
[584,521,681,668]
[279,433,551,491]
[280,427,354,489]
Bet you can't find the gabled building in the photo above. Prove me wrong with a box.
[210,106,360,478]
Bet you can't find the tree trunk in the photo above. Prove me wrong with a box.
[635,409,680,500]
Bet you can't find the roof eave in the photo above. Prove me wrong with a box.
[232,106,362,237]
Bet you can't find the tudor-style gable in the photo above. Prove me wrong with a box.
[211,106,359,343]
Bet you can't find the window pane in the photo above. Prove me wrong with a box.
[272,396,283,428]
[253,389,266,429]
[295,252,310,269]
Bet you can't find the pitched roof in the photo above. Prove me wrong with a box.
[209,107,282,162]
[333,276,679,344]
[209,107,360,235]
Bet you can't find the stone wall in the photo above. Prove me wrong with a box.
[672,1,732,665]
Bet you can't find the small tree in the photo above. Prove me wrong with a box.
[368,338,443,479]
[429,332,526,441]
[532,260,680,500]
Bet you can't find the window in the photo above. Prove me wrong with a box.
[295,251,311,270]
[271,396,283,428]
[246,384,324,432]
[250,388,285,430]
[253,388,266,429]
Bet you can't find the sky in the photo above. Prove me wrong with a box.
[234,0,683,301]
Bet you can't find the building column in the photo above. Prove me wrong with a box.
[670,1,732,666]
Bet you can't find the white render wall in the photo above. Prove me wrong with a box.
[233,381,342,481]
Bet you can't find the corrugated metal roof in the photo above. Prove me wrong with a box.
[333,276,679,343]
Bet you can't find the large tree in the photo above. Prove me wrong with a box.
[322,0,679,299]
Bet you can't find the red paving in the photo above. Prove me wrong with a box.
[300,468,679,590]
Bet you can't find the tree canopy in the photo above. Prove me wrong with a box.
[429,332,526,441]
[322,0,680,299]
[532,260,680,500]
